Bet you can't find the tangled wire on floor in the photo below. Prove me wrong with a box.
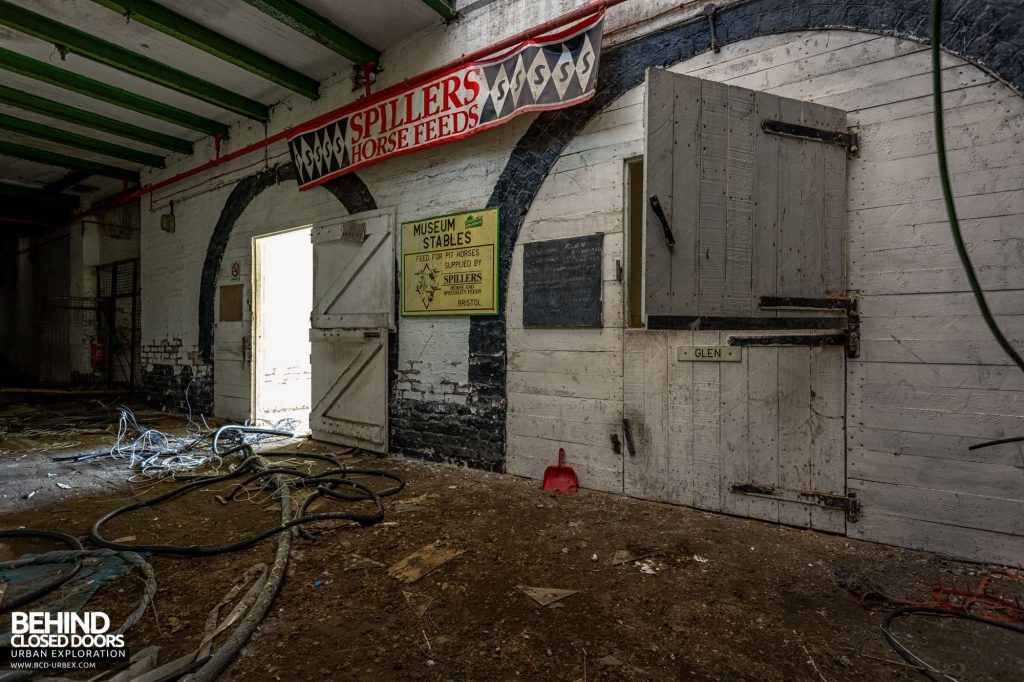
[90,446,405,555]
[2,446,405,681]
[842,568,1024,681]
[0,401,114,457]
[89,445,405,680]
[100,406,299,477]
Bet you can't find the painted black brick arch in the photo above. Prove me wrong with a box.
[197,163,376,363]
[463,0,1024,468]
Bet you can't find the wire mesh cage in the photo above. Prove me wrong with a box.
[95,258,141,388]
[39,296,101,387]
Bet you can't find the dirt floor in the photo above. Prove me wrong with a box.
[1,396,1022,681]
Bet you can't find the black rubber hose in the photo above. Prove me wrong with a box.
[88,453,404,556]
[932,0,1024,372]
[882,606,1024,680]
[968,435,1024,451]
[0,529,84,614]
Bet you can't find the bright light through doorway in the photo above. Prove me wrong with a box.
[253,226,313,435]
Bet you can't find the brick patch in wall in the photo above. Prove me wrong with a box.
[140,338,212,412]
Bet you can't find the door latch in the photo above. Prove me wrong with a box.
[648,195,676,247]
[730,482,862,523]
[622,418,636,457]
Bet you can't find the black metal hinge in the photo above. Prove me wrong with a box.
[761,120,860,156]
[728,332,846,347]
[730,483,861,523]
[756,294,860,358]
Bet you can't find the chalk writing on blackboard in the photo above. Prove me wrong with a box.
[523,234,603,328]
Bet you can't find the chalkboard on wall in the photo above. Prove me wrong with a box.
[523,234,603,328]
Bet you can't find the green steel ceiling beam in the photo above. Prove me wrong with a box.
[0,85,193,155]
[0,181,80,208]
[421,0,457,20]
[0,0,269,121]
[0,47,227,137]
[0,112,165,167]
[47,170,92,194]
[239,0,380,64]
[88,0,319,100]
[0,140,140,182]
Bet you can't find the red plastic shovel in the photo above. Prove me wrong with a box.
[541,447,579,494]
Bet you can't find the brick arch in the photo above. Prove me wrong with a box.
[459,0,1024,468]
[197,163,376,363]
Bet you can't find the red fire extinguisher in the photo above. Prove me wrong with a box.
[90,340,105,368]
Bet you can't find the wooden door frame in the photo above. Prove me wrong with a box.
[250,222,318,426]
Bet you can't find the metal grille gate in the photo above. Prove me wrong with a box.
[96,258,141,388]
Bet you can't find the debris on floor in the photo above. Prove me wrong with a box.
[516,585,579,607]
[388,543,465,584]
[1,399,1022,680]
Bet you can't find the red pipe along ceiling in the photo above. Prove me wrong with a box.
[79,0,634,220]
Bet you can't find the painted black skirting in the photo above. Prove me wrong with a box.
[465,0,1024,470]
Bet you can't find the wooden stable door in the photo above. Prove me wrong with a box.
[624,70,856,532]
[309,209,395,452]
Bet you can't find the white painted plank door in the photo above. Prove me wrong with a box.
[628,70,850,531]
[312,209,396,330]
[309,208,395,452]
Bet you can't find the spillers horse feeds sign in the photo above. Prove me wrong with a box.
[287,13,604,189]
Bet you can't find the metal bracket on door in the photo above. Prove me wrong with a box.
[703,4,720,53]
[622,418,636,457]
[761,120,860,157]
[648,195,676,247]
[728,332,845,347]
[756,294,860,359]
[730,482,861,523]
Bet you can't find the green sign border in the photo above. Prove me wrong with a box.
[399,206,500,318]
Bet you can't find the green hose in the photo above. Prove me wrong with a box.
[932,0,1024,372]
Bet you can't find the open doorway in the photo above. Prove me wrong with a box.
[253,226,313,434]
